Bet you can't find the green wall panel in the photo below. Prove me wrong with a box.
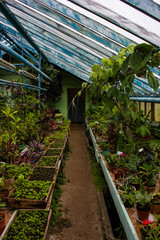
[54,73,90,119]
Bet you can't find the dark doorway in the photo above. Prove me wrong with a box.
[68,88,85,123]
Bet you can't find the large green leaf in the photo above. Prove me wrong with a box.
[136,125,151,137]
[107,87,113,98]
[148,71,159,91]
[112,62,120,77]
[128,75,135,86]
[121,55,130,75]
[134,43,154,57]
[130,111,137,121]
[112,87,120,98]
[130,52,142,71]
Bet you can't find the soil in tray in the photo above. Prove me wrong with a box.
[3,210,49,240]
[45,149,62,156]
[39,156,58,166]
[50,140,64,148]
[10,180,51,200]
[29,167,55,181]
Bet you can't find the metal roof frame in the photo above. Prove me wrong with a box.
[0,0,160,100]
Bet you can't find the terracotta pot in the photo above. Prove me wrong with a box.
[0,212,6,235]
[143,184,156,193]
[136,207,150,222]
[113,169,124,180]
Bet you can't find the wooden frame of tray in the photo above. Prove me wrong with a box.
[0,209,52,240]
[38,155,60,168]
[7,179,55,209]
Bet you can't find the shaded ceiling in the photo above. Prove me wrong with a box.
[0,0,160,97]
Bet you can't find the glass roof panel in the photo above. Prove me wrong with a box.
[0,0,160,97]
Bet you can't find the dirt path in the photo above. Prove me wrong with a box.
[48,124,104,240]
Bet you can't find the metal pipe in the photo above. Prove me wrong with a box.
[0,66,18,74]
[0,30,2,58]
[153,47,160,54]
[2,31,38,64]
[0,42,53,82]
[38,53,41,97]
[0,82,46,91]
[0,1,49,62]
[0,79,47,91]
[130,97,160,102]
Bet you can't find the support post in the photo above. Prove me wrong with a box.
[21,36,25,84]
[38,53,41,98]
[0,30,2,58]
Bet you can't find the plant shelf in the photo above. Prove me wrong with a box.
[86,120,139,240]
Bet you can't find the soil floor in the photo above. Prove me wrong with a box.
[47,124,108,240]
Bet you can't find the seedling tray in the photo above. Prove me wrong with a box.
[28,166,56,182]
[38,156,60,167]
[1,209,52,240]
[7,180,55,209]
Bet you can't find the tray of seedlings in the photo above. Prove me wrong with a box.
[50,130,68,141]
[1,209,52,240]
[28,166,56,182]
[7,179,53,209]
[50,139,65,149]
[44,148,63,158]
[38,156,60,167]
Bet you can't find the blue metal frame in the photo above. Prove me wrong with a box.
[9,0,136,47]
[68,0,160,47]
[2,30,38,64]
[0,1,49,62]
[130,96,160,103]
[0,78,47,91]
[38,53,41,97]
[0,42,53,82]
[0,65,18,74]
[0,0,160,98]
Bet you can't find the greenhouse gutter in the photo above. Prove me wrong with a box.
[0,42,53,82]
[85,120,139,240]
[130,97,160,103]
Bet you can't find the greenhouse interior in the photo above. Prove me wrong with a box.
[0,0,160,239]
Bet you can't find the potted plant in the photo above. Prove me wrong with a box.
[135,191,153,222]
[106,125,117,153]
[140,215,160,240]
[150,193,160,214]
[139,163,158,193]
[0,177,9,200]
[120,190,135,208]
[0,198,6,235]
[124,154,141,174]
[98,141,109,156]
[127,174,141,190]
[112,153,126,180]
[104,152,117,172]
